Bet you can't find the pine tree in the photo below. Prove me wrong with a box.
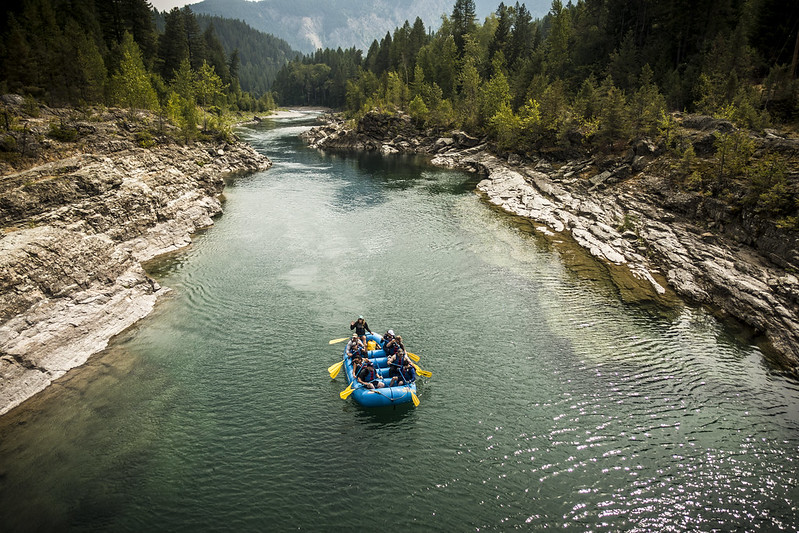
[408,17,427,70]
[508,2,534,70]
[544,0,572,78]
[391,21,411,83]
[457,45,481,129]
[488,3,512,65]
[182,7,207,71]
[66,20,107,104]
[597,76,629,149]
[2,13,34,94]
[158,7,188,81]
[196,60,227,129]
[374,32,391,75]
[168,58,198,142]
[607,31,639,92]
[437,35,458,98]
[203,25,230,85]
[229,49,241,95]
[110,32,158,112]
[630,64,666,138]
[479,68,511,126]
[451,0,476,55]
[122,0,157,66]
[171,57,195,103]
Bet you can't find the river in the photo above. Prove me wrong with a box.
[1,113,798,531]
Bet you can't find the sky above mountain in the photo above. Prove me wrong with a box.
[151,0,552,53]
[150,0,193,11]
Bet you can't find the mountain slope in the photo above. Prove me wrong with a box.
[190,0,551,53]
[196,15,301,95]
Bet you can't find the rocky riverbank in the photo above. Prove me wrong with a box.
[0,98,271,415]
[302,111,799,375]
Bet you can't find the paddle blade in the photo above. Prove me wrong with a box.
[329,337,349,345]
[411,392,420,407]
[340,385,355,399]
[327,360,344,373]
[407,351,420,362]
[410,362,432,378]
[329,361,343,379]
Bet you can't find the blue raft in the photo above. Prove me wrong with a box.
[342,333,418,407]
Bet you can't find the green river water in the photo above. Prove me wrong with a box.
[1,114,798,531]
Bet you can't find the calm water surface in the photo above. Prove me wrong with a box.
[1,114,798,531]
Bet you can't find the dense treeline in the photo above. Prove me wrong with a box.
[275,0,799,136]
[195,15,299,97]
[273,0,799,227]
[0,0,283,142]
[271,47,365,108]
[153,11,301,97]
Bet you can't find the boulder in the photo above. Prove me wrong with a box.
[453,131,480,147]
[633,138,657,156]
[682,115,734,133]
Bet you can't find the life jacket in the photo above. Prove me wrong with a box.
[347,343,364,358]
[360,365,377,382]
[385,341,398,356]
[382,333,394,346]
[394,362,413,382]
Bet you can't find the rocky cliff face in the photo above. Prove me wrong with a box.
[302,112,799,375]
[0,100,271,415]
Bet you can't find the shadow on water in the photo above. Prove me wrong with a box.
[320,150,473,209]
[347,402,417,425]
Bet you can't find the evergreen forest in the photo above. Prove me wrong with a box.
[1,0,797,226]
[0,0,290,142]
[273,0,799,141]
[271,0,799,228]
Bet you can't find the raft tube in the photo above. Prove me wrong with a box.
[342,333,417,407]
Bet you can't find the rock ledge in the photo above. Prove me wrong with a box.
[0,104,271,415]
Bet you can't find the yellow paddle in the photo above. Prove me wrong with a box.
[410,362,432,378]
[411,391,420,406]
[407,351,420,362]
[329,337,349,345]
[340,384,355,399]
[328,360,343,379]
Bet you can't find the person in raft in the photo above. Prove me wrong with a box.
[390,359,417,387]
[346,334,366,359]
[350,315,372,347]
[351,356,364,376]
[383,334,404,357]
[357,359,385,390]
[387,346,409,384]
[381,329,395,347]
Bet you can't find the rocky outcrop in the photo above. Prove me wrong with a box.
[303,112,799,375]
[0,104,271,415]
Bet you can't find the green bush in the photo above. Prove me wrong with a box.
[135,130,156,148]
[47,123,78,142]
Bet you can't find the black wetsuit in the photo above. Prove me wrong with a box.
[350,320,371,336]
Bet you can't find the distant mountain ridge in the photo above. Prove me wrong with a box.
[196,15,300,95]
[189,0,551,53]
